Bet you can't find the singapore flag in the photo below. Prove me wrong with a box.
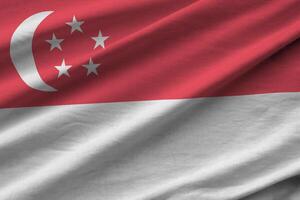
[1,0,300,200]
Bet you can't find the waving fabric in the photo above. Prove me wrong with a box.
[0,0,300,199]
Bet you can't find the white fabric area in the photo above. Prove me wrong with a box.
[1,92,300,200]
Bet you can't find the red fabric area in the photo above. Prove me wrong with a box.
[1,0,300,108]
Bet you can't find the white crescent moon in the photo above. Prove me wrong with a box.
[10,11,57,92]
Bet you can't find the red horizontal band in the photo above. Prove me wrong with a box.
[1,0,300,108]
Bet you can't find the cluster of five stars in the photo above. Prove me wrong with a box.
[46,16,109,78]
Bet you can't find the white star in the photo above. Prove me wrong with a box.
[46,33,64,51]
[82,58,101,76]
[66,16,84,33]
[54,59,72,78]
[92,30,109,49]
